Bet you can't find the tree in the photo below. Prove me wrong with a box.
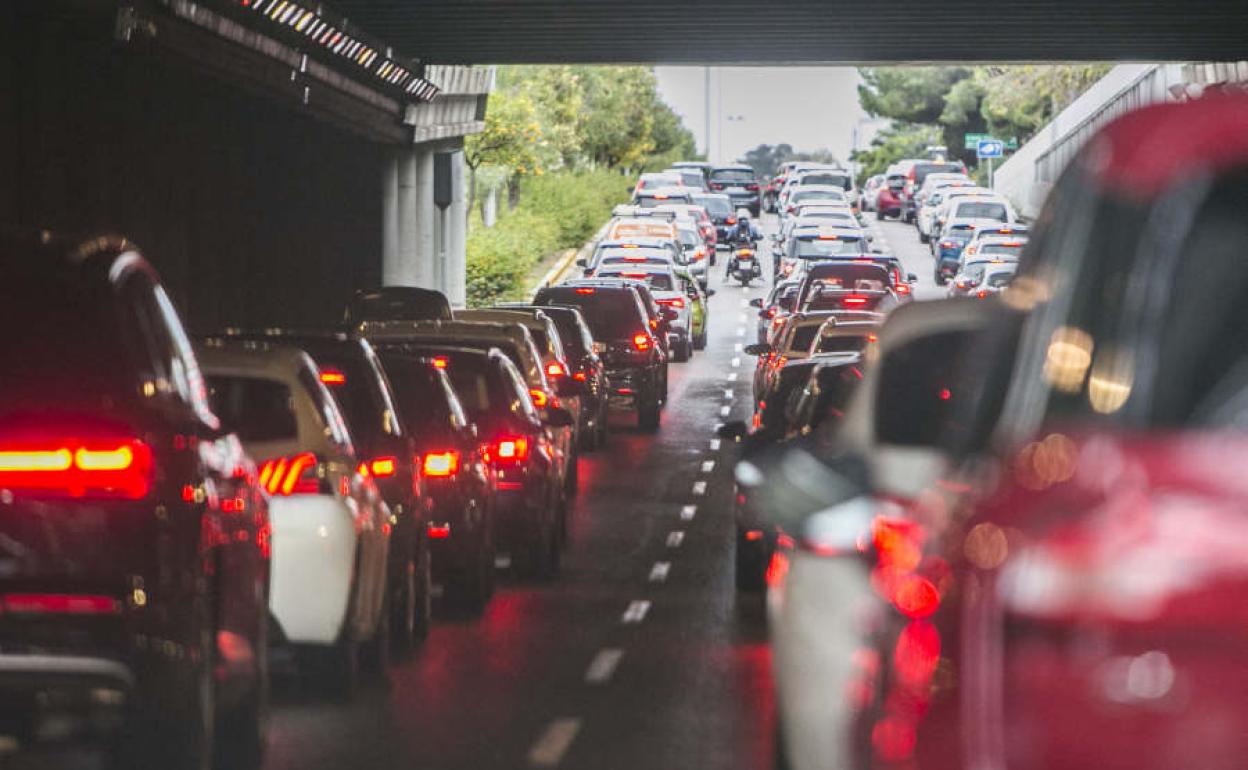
[742,143,794,179]
[465,89,543,213]
[850,123,942,179]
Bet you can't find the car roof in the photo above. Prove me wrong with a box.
[196,337,317,380]
[712,164,753,171]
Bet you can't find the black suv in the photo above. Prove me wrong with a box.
[708,164,761,216]
[343,287,453,327]
[0,232,269,768]
[533,281,667,431]
[216,330,432,652]
[376,352,497,611]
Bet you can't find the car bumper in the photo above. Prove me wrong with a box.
[604,366,649,406]
[269,495,357,646]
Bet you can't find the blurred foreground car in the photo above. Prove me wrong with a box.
[0,233,268,768]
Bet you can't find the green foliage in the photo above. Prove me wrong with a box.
[465,170,631,307]
[856,64,1111,174]
[740,144,841,179]
[465,90,543,174]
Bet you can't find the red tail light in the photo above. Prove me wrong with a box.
[657,298,685,308]
[977,289,989,298]
[431,356,449,369]
[546,361,566,378]
[530,388,549,408]
[632,333,652,352]
[422,451,459,478]
[843,295,869,307]
[575,287,596,295]
[319,368,346,386]
[725,216,737,225]
[369,456,397,478]
[0,438,153,500]
[427,524,451,539]
[258,452,320,496]
[896,283,911,295]
[745,183,759,191]
[572,371,587,382]
[493,436,530,464]
[764,307,777,318]
[1,594,119,616]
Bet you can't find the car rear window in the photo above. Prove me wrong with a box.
[694,195,733,216]
[788,325,820,353]
[814,335,870,354]
[800,173,851,189]
[638,194,689,208]
[294,339,399,445]
[793,237,865,258]
[206,376,297,442]
[985,270,1017,288]
[377,354,457,432]
[914,163,964,183]
[806,264,890,289]
[710,168,755,183]
[600,271,675,292]
[805,293,885,312]
[954,201,1009,221]
[537,289,644,340]
[793,190,845,204]
[980,242,1026,256]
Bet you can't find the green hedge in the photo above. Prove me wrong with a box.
[466,169,631,307]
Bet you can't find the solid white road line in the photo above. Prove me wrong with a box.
[649,561,671,582]
[701,460,715,473]
[692,480,708,496]
[727,372,738,382]
[666,531,685,548]
[585,648,624,684]
[709,438,721,451]
[528,718,582,768]
[680,504,698,520]
[622,599,651,623]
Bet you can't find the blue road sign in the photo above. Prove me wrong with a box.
[977,139,1004,159]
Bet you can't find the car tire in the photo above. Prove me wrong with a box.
[214,668,267,770]
[735,527,769,592]
[935,272,947,286]
[596,404,610,446]
[673,336,691,362]
[392,536,431,654]
[919,231,929,244]
[112,633,215,770]
[638,392,661,432]
[516,503,556,580]
[694,327,707,350]
[361,593,390,676]
[774,720,793,770]
[566,451,579,494]
[456,524,494,613]
[323,635,360,700]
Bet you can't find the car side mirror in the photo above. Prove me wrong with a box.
[661,307,680,322]
[543,406,575,428]
[743,343,769,356]
[555,377,584,398]
[705,288,716,297]
[748,298,763,308]
[907,273,918,283]
[576,257,587,268]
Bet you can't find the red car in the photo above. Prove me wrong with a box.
[867,93,1248,770]
[874,174,905,219]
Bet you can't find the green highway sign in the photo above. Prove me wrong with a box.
[1005,137,1019,150]
[964,133,989,149]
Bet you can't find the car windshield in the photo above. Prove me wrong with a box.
[813,334,870,354]
[794,237,865,258]
[206,376,297,442]
[800,173,850,189]
[601,271,675,291]
[954,201,1009,220]
[538,289,643,340]
[694,195,733,215]
[797,213,855,225]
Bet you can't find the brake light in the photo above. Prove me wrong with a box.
[494,436,530,463]
[725,216,737,225]
[657,298,685,308]
[0,438,153,500]
[572,371,587,382]
[620,271,648,279]
[1,594,119,616]
[764,307,777,318]
[427,524,451,539]
[896,284,911,295]
[258,452,320,496]
[546,361,566,378]
[369,456,397,478]
[422,451,459,477]
[431,356,449,369]
[737,249,754,257]
[319,368,346,386]
[575,288,596,295]
[977,290,989,298]
[745,183,759,191]
[843,296,869,307]
[632,333,652,352]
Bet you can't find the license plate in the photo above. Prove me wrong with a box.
[593,342,606,354]
[738,259,753,267]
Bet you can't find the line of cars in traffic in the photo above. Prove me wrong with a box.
[0,197,717,765]
[726,92,1248,770]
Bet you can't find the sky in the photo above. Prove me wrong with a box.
[654,67,885,165]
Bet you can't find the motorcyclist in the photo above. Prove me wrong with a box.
[725,209,762,278]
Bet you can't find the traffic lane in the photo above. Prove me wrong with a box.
[262,268,773,770]
[870,217,945,301]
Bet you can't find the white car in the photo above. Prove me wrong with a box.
[781,185,850,220]
[930,192,1016,244]
[914,181,979,242]
[198,339,391,690]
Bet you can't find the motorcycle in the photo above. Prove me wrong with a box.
[731,244,762,286]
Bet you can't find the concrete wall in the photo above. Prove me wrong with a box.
[993,64,1186,219]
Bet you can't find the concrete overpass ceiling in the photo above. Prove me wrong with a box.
[332,0,1248,64]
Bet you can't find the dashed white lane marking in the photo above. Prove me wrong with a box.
[728,372,738,382]
[585,648,624,684]
[719,405,731,417]
[649,561,671,582]
[622,599,651,623]
[692,480,708,496]
[731,357,740,367]
[701,460,715,473]
[666,530,685,548]
[528,718,582,767]
[680,504,698,520]
[709,438,721,451]
[734,342,743,352]
[724,389,735,400]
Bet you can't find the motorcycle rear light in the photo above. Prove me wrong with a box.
[632,333,652,352]
[546,361,566,378]
[369,456,397,478]
[530,389,549,408]
[494,437,529,463]
[422,451,459,478]
[0,438,153,500]
[259,452,321,496]
[319,368,346,386]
